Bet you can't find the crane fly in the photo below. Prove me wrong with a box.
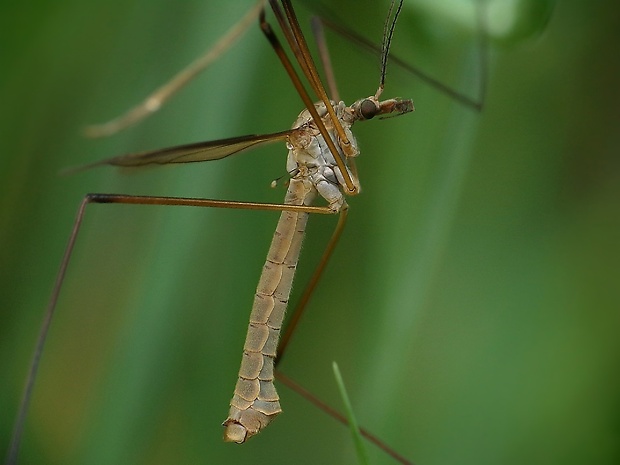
[5,0,488,464]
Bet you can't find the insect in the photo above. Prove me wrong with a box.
[2,0,492,464]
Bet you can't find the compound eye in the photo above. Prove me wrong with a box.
[360,99,378,119]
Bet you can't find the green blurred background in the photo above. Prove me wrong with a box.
[1,1,618,464]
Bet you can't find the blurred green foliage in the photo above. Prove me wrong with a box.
[1,1,618,464]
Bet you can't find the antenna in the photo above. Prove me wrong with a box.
[377,0,404,98]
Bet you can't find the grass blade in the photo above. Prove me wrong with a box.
[332,361,369,465]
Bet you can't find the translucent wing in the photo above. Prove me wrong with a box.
[72,130,294,172]
[108,130,293,166]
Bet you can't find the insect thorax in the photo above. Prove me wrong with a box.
[286,101,360,211]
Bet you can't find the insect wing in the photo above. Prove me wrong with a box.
[98,130,293,168]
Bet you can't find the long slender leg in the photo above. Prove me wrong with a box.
[4,193,333,465]
[312,5,488,111]
[84,0,267,137]
[269,0,353,152]
[276,1,351,146]
[276,373,414,465]
[277,205,419,465]
[310,16,340,102]
[276,206,347,364]
[261,4,358,194]
[308,15,363,184]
